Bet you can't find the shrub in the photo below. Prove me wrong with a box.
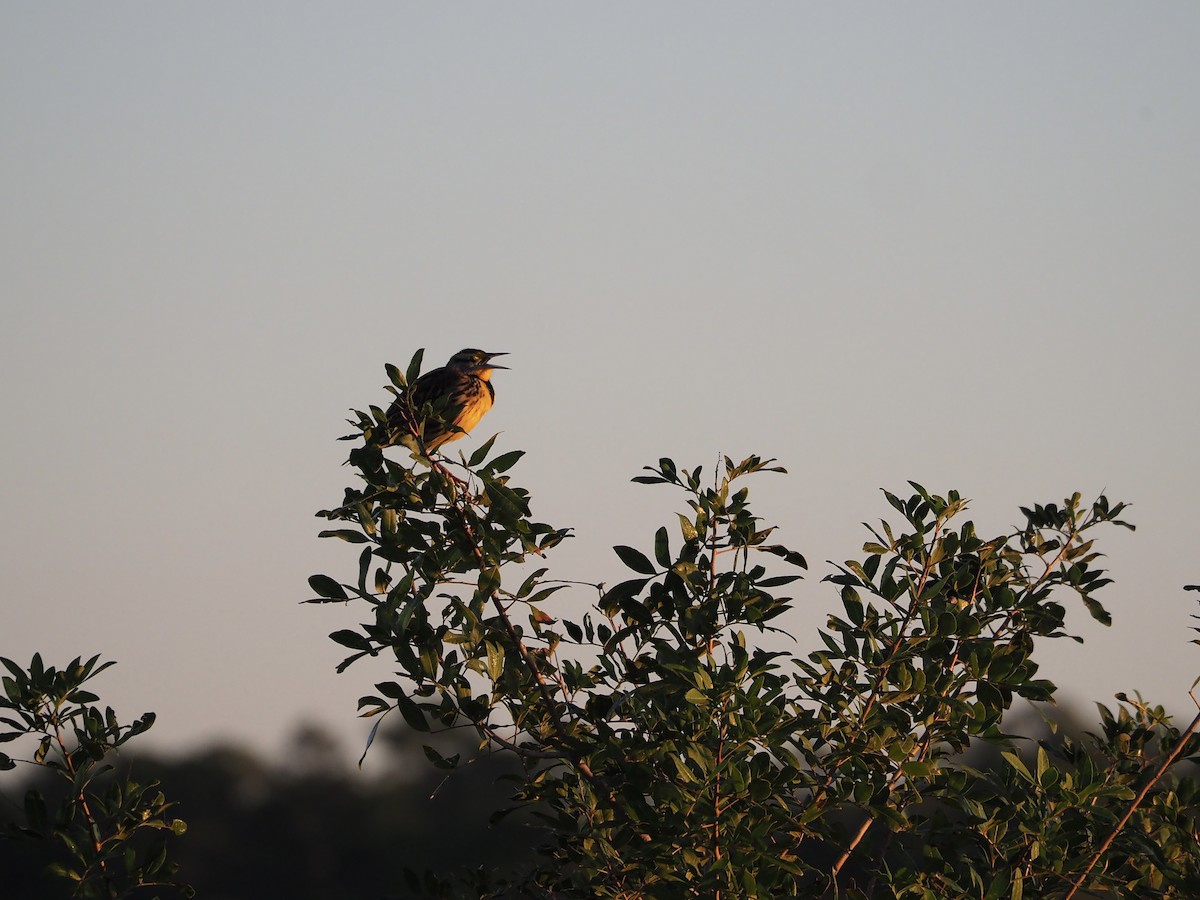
[312,353,1200,898]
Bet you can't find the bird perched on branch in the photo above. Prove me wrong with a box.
[386,348,508,451]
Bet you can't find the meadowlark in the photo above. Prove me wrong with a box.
[386,349,508,451]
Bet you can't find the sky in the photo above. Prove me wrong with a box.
[2,4,1198,763]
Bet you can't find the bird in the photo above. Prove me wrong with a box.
[385,349,508,451]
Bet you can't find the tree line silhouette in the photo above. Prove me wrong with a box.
[1,720,541,899]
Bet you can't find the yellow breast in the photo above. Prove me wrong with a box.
[452,386,493,437]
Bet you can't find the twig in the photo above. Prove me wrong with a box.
[444,479,601,787]
[52,714,116,898]
[476,723,566,761]
[1062,705,1200,899]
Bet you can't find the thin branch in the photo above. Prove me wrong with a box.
[52,713,116,898]
[445,479,601,786]
[1063,706,1200,900]
[476,723,566,761]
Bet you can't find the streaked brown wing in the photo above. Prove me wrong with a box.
[409,367,459,409]
[384,366,465,448]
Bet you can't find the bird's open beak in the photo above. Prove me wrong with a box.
[485,352,509,370]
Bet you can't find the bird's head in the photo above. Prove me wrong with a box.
[447,348,508,380]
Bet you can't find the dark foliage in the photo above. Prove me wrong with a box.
[304,353,1200,897]
[0,721,539,900]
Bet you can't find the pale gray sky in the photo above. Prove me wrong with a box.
[3,4,1198,760]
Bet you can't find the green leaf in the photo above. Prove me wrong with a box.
[514,567,549,599]
[329,629,372,651]
[842,586,864,626]
[374,681,405,700]
[614,545,657,575]
[677,514,698,542]
[597,578,648,619]
[481,449,524,476]
[759,545,808,569]
[525,585,567,606]
[0,657,25,681]
[318,529,370,544]
[396,695,429,733]
[900,760,935,779]
[422,744,460,770]
[358,716,384,767]
[758,574,800,588]
[45,862,80,882]
[478,566,501,599]
[1081,594,1113,626]
[619,596,653,624]
[653,527,671,569]
[467,433,499,466]
[308,574,348,600]
[485,642,504,682]
[484,481,530,519]
[403,349,425,386]
[983,867,1011,900]
[1001,751,1033,784]
[632,474,670,485]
